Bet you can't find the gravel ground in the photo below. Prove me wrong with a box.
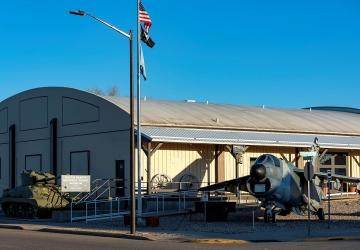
[2,197,360,241]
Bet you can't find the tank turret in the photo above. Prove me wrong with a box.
[1,170,70,218]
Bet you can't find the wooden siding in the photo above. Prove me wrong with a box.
[136,144,360,190]
[224,146,297,180]
[349,150,360,178]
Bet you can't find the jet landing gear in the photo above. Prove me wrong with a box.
[316,208,325,221]
[264,206,277,223]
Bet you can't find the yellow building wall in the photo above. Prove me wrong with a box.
[137,144,299,188]
[349,151,360,178]
[136,143,216,188]
[224,146,297,180]
[136,143,360,189]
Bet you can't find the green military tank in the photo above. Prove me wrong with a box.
[0,171,70,218]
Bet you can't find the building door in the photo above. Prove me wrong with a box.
[115,160,125,197]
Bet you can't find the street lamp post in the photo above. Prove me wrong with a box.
[69,10,136,234]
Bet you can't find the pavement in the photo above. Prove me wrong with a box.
[1,216,360,244]
[3,228,360,250]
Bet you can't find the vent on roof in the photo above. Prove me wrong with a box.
[212,117,220,124]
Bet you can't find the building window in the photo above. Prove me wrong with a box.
[320,168,331,173]
[25,154,42,172]
[335,154,347,165]
[250,157,257,167]
[335,168,346,176]
[320,152,347,176]
[322,154,332,165]
[0,158,1,179]
[70,151,90,175]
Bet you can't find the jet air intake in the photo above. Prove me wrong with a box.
[250,164,266,180]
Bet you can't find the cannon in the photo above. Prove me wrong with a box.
[0,170,70,218]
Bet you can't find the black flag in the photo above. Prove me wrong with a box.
[141,25,155,48]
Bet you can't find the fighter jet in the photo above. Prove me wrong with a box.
[199,153,360,223]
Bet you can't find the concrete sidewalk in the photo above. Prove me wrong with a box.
[0,222,154,241]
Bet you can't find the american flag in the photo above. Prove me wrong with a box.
[139,1,152,31]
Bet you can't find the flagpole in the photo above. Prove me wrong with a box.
[136,0,143,222]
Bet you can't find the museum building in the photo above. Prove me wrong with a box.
[0,87,360,195]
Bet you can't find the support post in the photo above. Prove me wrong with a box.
[136,0,143,223]
[142,142,163,195]
[215,145,219,183]
[327,170,331,229]
[129,30,136,235]
[225,145,248,179]
[307,178,310,236]
[146,142,151,195]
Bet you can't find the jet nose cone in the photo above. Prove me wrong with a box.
[250,164,266,180]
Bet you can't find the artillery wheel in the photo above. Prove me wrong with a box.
[179,174,199,191]
[151,174,171,191]
[317,208,325,221]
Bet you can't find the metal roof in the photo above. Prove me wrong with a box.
[102,96,360,136]
[141,127,360,149]
[304,107,360,115]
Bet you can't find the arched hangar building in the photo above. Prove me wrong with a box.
[0,87,360,195]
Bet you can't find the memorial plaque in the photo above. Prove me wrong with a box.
[61,175,91,192]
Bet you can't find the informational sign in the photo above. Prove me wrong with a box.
[61,175,91,192]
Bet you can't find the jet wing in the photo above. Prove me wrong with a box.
[293,168,360,184]
[198,175,250,193]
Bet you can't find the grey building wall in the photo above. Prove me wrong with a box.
[0,87,131,195]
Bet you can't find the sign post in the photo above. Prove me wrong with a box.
[327,170,332,229]
[304,161,314,236]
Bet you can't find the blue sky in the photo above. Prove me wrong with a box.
[0,0,359,108]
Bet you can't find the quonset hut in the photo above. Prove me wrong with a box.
[1,87,360,195]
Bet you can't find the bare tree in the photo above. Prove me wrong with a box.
[88,85,119,96]
[88,87,104,96]
[108,85,119,96]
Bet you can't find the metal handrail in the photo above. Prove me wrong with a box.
[73,180,109,204]
[72,178,107,201]
[72,178,126,204]
[70,188,253,223]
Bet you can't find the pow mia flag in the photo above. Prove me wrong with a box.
[141,25,155,48]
